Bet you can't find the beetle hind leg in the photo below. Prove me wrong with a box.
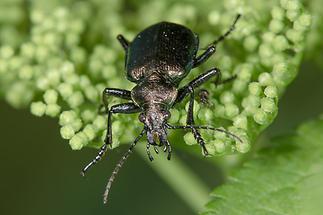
[193,14,241,68]
[208,14,241,47]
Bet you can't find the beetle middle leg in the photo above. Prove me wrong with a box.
[175,68,221,155]
[175,67,221,103]
[198,74,237,104]
[187,87,208,155]
[81,102,140,176]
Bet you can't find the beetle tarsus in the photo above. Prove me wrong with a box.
[146,144,154,161]
[154,146,159,154]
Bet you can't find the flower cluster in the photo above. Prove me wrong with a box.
[0,0,311,155]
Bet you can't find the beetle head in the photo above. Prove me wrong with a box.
[139,106,171,146]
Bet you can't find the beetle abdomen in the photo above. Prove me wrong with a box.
[126,22,199,84]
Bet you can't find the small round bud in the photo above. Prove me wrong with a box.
[30,102,47,117]
[60,125,75,139]
[264,86,278,98]
[243,36,259,52]
[220,91,235,104]
[45,104,61,117]
[198,108,213,122]
[83,125,96,141]
[71,119,83,131]
[81,110,96,122]
[271,7,285,20]
[225,103,239,118]
[286,29,303,42]
[253,109,269,125]
[233,115,248,130]
[208,11,220,25]
[248,82,262,95]
[44,89,58,104]
[67,91,84,108]
[58,83,73,98]
[259,44,273,59]
[169,109,180,124]
[261,98,276,113]
[258,72,273,86]
[0,45,14,59]
[236,141,250,153]
[59,110,77,126]
[273,35,289,51]
[36,77,50,90]
[269,19,284,33]
[184,132,196,146]
[84,86,99,102]
[69,132,87,150]
[19,66,33,80]
[93,115,106,130]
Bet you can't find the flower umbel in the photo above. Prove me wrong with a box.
[0,0,311,155]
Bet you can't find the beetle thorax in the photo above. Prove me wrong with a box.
[131,74,178,109]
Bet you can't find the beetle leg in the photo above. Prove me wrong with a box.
[117,34,130,51]
[81,103,141,176]
[166,141,172,160]
[218,74,237,86]
[146,143,154,161]
[186,87,208,156]
[192,45,216,68]
[197,75,237,104]
[175,67,221,104]
[174,68,221,155]
[153,146,159,154]
[207,14,241,47]
[193,14,241,68]
[100,88,132,114]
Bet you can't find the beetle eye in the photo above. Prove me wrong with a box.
[162,110,171,120]
[139,113,146,123]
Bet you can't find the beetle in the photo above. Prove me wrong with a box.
[81,14,242,204]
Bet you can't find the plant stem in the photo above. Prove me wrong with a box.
[135,144,210,213]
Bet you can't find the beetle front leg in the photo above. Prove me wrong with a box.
[81,103,140,176]
[116,34,130,51]
[198,75,237,104]
[99,88,132,114]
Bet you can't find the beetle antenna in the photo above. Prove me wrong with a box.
[103,128,146,204]
[166,124,242,143]
[204,14,241,49]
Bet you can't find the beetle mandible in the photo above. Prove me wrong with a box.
[81,14,242,204]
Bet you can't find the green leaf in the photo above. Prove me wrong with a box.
[201,119,323,215]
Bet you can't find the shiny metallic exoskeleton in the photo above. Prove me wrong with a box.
[81,15,242,204]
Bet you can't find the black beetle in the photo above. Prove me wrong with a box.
[82,14,242,204]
